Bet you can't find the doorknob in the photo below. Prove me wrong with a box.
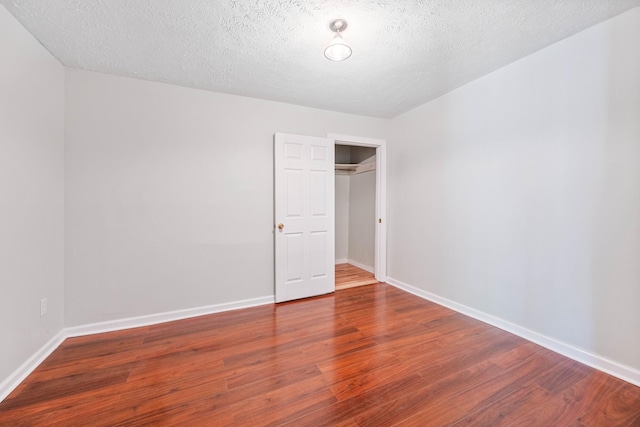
[277,223,284,230]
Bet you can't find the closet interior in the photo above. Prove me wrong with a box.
[334,144,378,290]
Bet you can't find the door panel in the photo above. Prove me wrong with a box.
[275,133,335,303]
[285,169,303,217]
[310,170,327,216]
[310,231,328,278]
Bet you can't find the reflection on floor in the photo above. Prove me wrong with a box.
[335,263,379,290]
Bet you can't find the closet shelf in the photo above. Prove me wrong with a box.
[335,162,376,175]
[335,164,359,171]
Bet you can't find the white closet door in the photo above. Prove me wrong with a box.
[274,132,335,303]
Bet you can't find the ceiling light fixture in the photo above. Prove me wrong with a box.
[324,19,352,61]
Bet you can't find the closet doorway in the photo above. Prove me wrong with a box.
[329,134,387,290]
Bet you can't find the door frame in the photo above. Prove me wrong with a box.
[327,133,387,283]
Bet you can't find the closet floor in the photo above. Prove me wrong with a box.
[335,263,379,290]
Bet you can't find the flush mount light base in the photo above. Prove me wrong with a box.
[329,19,348,33]
[324,19,352,61]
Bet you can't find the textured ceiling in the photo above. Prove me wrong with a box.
[3,1,639,118]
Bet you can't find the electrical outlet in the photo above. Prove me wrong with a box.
[40,298,47,317]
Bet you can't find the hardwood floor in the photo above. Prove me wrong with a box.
[335,263,378,290]
[1,283,639,426]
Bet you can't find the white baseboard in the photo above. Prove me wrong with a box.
[0,330,67,402]
[0,295,275,403]
[335,258,348,265]
[386,277,640,388]
[347,259,374,274]
[66,295,275,338]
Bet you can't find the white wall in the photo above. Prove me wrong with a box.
[348,170,376,269]
[388,8,640,372]
[0,6,65,384]
[335,145,352,164]
[335,174,350,262]
[64,69,388,326]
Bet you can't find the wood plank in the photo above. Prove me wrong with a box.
[503,370,624,427]
[1,283,639,426]
[574,382,640,426]
[352,360,506,427]
[335,263,378,290]
[395,350,586,426]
